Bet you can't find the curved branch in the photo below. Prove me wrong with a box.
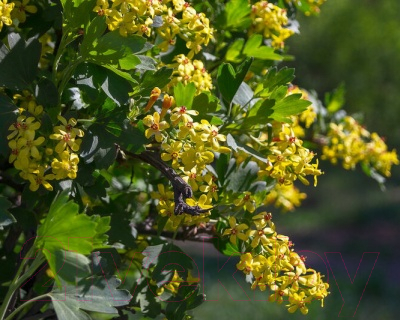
[124,148,210,216]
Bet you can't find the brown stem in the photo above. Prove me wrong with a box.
[125,149,210,216]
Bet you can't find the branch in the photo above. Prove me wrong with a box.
[125,149,210,216]
[135,220,215,242]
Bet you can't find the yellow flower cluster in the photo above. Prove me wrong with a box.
[250,1,294,49]
[321,116,399,176]
[152,270,200,296]
[0,0,14,31]
[258,122,323,187]
[7,92,84,191]
[222,211,329,315]
[143,92,231,228]
[167,54,213,94]
[94,0,213,58]
[263,183,307,212]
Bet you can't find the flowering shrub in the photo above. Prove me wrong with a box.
[0,0,397,319]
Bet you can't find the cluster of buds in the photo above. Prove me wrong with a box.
[321,116,399,176]
[250,1,294,49]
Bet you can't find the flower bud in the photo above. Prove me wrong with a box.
[144,87,161,112]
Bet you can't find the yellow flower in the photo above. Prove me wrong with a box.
[181,142,214,171]
[11,0,37,23]
[161,140,182,168]
[170,105,199,126]
[222,216,249,245]
[7,116,40,140]
[0,0,14,30]
[143,112,170,142]
[27,166,55,191]
[51,150,80,180]
[195,119,226,150]
[50,130,82,154]
[54,116,84,138]
[233,192,256,213]
[287,291,311,315]
[248,221,275,248]
[16,130,45,160]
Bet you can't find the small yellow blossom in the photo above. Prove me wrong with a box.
[11,0,37,23]
[143,112,170,142]
[222,216,249,245]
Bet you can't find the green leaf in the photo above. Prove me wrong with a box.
[135,55,157,71]
[325,82,346,113]
[232,82,254,107]
[226,38,245,62]
[243,34,282,61]
[139,67,173,95]
[192,91,220,120]
[35,78,60,119]
[61,0,97,30]
[0,196,15,230]
[36,191,110,282]
[217,58,253,104]
[269,93,312,122]
[174,82,196,108]
[135,279,162,317]
[223,158,260,192]
[0,33,41,90]
[143,243,193,287]
[85,30,146,69]
[80,123,118,169]
[225,0,252,30]
[0,94,18,157]
[74,62,133,106]
[226,134,270,164]
[81,16,107,56]
[55,250,92,283]
[258,67,295,96]
[117,119,148,154]
[49,276,132,320]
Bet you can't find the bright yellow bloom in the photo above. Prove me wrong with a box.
[27,166,55,191]
[233,192,256,213]
[51,150,80,179]
[181,142,214,171]
[161,140,182,168]
[143,112,170,142]
[0,0,14,30]
[7,116,40,140]
[222,216,249,245]
[170,105,199,126]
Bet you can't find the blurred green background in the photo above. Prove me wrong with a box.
[188,1,400,319]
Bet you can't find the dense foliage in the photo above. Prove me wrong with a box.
[0,0,398,319]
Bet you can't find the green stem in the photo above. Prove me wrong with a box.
[0,245,33,320]
[4,294,49,320]
[0,246,46,320]
[57,57,84,96]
